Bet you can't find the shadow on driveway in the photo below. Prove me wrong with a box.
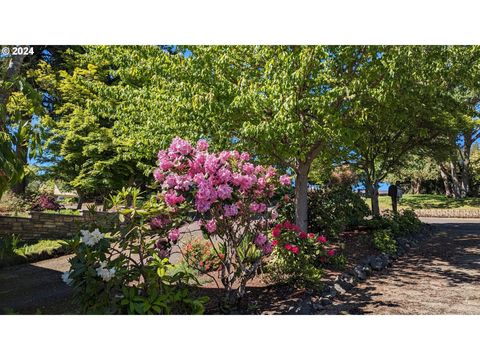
[322,221,480,314]
[0,255,75,314]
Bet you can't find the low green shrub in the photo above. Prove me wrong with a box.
[363,216,393,231]
[183,238,224,273]
[364,209,423,237]
[328,253,348,270]
[371,229,397,255]
[0,191,32,215]
[266,220,335,287]
[392,209,422,235]
[65,187,208,314]
[0,234,21,263]
[15,239,70,258]
[44,209,81,216]
[280,185,371,239]
[0,237,71,267]
[364,210,422,255]
[308,185,371,238]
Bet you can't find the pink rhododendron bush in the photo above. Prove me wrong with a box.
[64,137,298,312]
[153,137,292,302]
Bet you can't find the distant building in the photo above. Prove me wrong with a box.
[53,184,78,200]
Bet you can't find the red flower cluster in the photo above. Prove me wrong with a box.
[271,220,300,238]
[317,235,327,244]
[272,221,328,241]
[270,220,336,258]
[271,220,331,255]
[272,226,281,238]
[31,194,61,211]
[284,243,300,254]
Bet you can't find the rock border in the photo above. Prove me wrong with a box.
[414,208,480,218]
[285,225,433,315]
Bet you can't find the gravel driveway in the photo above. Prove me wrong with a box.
[324,218,480,314]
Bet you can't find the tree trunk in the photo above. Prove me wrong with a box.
[11,142,27,195]
[126,176,135,207]
[371,182,380,217]
[449,161,462,198]
[11,177,26,194]
[460,135,472,197]
[76,191,84,210]
[411,179,421,194]
[439,165,452,197]
[460,162,470,197]
[366,177,380,217]
[295,162,310,232]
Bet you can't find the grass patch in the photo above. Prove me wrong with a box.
[0,238,72,267]
[0,212,30,218]
[44,209,81,216]
[366,194,480,210]
[399,194,480,209]
[15,240,69,257]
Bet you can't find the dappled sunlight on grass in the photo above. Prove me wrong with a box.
[366,194,480,210]
[399,194,480,209]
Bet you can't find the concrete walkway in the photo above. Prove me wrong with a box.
[0,224,201,314]
[0,254,74,314]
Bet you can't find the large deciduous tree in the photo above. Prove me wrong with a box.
[1,52,27,197]
[436,46,480,198]
[1,46,75,198]
[1,49,45,197]
[384,154,440,194]
[32,46,193,201]
[345,46,459,216]
[176,46,370,231]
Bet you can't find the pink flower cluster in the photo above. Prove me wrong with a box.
[168,228,180,242]
[158,140,278,209]
[154,137,290,216]
[153,137,291,257]
[249,202,267,213]
[223,204,238,217]
[149,215,171,230]
[254,233,273,255]
[204,219,217,233]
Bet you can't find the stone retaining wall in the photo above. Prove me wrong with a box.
[2,208,477,242]
[414,208,480,218]
[0,211,112,242]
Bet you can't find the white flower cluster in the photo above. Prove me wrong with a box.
[96,261,116,282]
[61,270,73,286]
[80,228,104,246]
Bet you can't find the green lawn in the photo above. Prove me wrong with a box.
[373,194,480,210]
[44,209,81,216]
[0,238,72,267]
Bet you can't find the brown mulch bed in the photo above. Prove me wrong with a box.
[190,229,380,314]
